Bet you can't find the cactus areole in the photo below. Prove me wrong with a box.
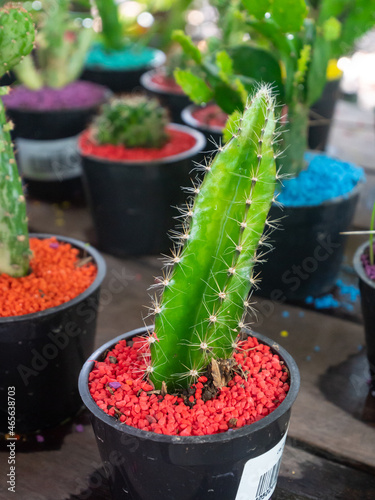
[147,85,278,391]
[0,3,36,277]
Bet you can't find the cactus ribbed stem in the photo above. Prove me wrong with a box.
[0,3,35,277]
[149,85,278,390]
[0,93,30,277]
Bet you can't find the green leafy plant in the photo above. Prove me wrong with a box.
[14,0,93,89]
[141,84,279,391]
[174,0,375,177]
[0,3,36,277]
[92,95,169,149]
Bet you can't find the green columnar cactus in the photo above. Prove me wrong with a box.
[0,3,35,78]
[14,0,93,90]
[93,96,169,149]
[0,3,35,277]
[94,0,124,51]
[148,85,278,391]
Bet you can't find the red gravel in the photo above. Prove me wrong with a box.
[0,237,97,317]
[151,73,184,94]
[192,104,228,129]
[79,127,197,162]
[89,335,290,436]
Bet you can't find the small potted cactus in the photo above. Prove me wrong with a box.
[2,0,109,202]
[352,202,375,397]
[173,0,370,301]
[78,94,205,256]
[0,3,106,434]
[140,50,193,123]
[82,0,165,92]
[79,86,300,500]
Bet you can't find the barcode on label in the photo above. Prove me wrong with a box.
[255,456,282,500]
[235,431,288,500]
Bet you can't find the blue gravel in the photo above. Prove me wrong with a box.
[282,310,290,318]
[278,152,364,207]
[86,43,161,70]
[305,279,360,310]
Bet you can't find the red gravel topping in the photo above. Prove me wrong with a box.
[0,237,97,317]
[150,73,184,94]
[79,127,197,162]
[88,335,290,436]
[192,104,228,129]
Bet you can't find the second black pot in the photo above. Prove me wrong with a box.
[140,69,191,124]
[6,86,108,203]
[0,234,106,434]
[80,124,206,256]
[353,241,375,395]
[257,181,362,301]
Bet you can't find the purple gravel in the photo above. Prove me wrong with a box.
[361,246,375,281]
[2,81,108,111]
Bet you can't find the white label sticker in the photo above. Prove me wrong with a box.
[16,136,82,181]
[235,431,287,500]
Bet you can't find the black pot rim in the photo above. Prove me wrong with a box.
[79,123,206,165]
[140,69,185,97]
[353,241,375,289]
[85,48,166,73]
[79,326,300,445]
[181,103,225,134]
[0,233,106,324]
[4,82,111,115]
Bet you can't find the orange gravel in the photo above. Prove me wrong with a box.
[0,237,97,318]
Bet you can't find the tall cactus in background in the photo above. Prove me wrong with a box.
[14,0,92,89]
[147,85,278,391]
[93,0,124,51]
[0,3,36,277]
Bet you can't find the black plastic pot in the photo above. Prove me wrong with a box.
[181,104,224,149]
[6,85,108,203]
[140,70,191,124]
[81,50,166,93]
[353,242,375,395]
[257,181,362,301]
[0,234,106,434]
[0,71,15,87]
[79,327,300,500]
[80,124,206,256]
[308,79,341,151]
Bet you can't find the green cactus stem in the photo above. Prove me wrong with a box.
[94,0,124,51]
[0,3,35,277]
[93,95,169,149]
[14,0,93,90]
[0,2,35,79]
[0,89,30,278]
[148,85,278,391]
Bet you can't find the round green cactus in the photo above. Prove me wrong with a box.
[0,3,36,79]
[93,96,169,149]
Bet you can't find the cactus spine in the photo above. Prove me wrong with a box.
[148,85,278,391]
[0,3,35,277]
